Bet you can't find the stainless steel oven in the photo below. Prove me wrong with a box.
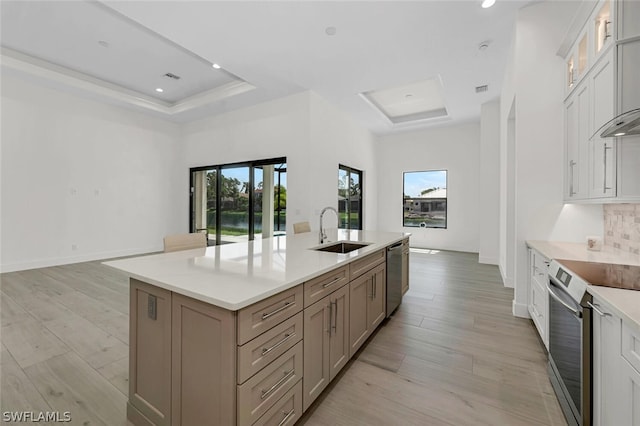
[547,260,592,426]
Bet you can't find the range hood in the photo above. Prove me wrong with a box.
[598,108,640,138]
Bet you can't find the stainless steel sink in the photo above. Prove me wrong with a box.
[313,241,370,254]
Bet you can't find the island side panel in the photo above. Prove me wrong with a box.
[171,293,237,426]
[129,279,172,426]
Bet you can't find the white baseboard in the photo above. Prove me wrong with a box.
[478,256,498,265]
[0,246,161,273]
[512,301,530,318]
[498,264,514,288]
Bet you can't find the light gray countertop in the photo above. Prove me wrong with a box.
[105,229,409,311]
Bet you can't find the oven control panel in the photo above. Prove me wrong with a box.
[555,268,572,287]
[548,260,588,304]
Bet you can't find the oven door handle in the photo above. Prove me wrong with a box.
[547,282,582,318]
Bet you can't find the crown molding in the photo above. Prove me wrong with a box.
[1,47,255,117]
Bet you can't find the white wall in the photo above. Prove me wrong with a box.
[500,1,604,317]
[181,91,377,234]
[479,100,501,265]
[1,74,183,272]
[309,93,378,230]
[375,123,480,253]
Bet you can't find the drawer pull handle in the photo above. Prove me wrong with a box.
[278,408,295,426]
[262,333,296,356]
[262,302,292,320]
[261,369,295,400]
[323,276,342,288]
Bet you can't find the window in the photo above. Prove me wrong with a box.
[190,158,286,245]
[403,170,447,228]
[338,165,363,230]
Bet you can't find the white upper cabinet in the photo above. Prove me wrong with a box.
[618,40,640,114]
[594,0,613,59]
[564,77,595,201]
[617,0,640,41]
[590,50,615,138]
[563,0,640,203]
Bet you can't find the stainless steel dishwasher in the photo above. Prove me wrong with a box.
[386,241,403,317]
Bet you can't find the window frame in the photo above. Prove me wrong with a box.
[402,169,448,229]
[338,164,363,230]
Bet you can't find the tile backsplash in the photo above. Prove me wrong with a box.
[604,204,640,255]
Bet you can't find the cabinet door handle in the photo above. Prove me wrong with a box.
[374,275,377,298]
[262,332,296,356]
[587,301,611,317]
[278,408,295,426]
[326,303,331,334]
[369,278,374,300]
[323,276,342,288]
[603,145,613,192]
[569,160,576,196]
[262,301,291,320]
[331,300,337,335]
[261,369,295,400]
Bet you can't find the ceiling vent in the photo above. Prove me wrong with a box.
[164,72,181,80]
[475,85,488,93]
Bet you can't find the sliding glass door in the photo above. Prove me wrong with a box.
[190,158,286,245]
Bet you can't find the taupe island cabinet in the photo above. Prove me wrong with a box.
[104,230,410,426]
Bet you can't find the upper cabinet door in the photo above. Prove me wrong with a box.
[594,0,613,59]
[618,40,640,113]
[590,49,615,138]
[617,0,640,41]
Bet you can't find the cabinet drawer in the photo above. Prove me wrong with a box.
[253,380,302,426]
[622,322,640,375]
[237,341,303,426]
[238,286,303,345]
[531,251,550,287]
[238,312,303,384]
[349,249,385,280]
[529,276,548,347]
[304,265,349,307]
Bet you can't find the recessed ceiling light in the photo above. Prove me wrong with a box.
[325,26,337,36]
[97,40,109,48]
[212,63,221,69]
[155,88,164,93]
[614,132,626,136]
[481,0,496,8]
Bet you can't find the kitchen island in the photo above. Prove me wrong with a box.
[105,229,410,426]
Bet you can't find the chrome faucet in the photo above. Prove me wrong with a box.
[319,206,338,244]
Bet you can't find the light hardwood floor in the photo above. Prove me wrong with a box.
[0,249,566,425]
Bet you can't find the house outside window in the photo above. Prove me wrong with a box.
[403,170,447,228]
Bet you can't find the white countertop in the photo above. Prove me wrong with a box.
[526,240,640,267]
[104,229,409,311]
[527,240,640,329]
